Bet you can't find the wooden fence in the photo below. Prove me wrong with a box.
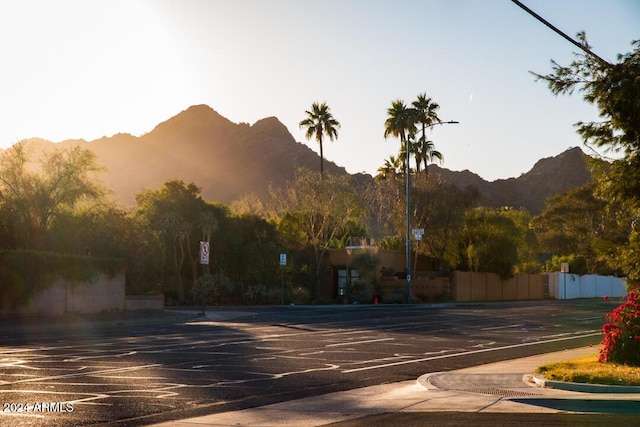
[451,271,545,302]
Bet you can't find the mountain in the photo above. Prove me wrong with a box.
[47,105,358,205]
[429,146,592,214]
[8,105,592,213]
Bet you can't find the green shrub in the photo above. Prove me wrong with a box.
[190,272,235,305]
[244,283,268,304]
[382,285,407,304]
[289,286,311,305]
[349,279,373,304]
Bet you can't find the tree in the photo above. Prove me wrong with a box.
[134,180,210,303]
[384,100,416,172]
[617,227,640,283]
[535,36,640,366]
[457,207,522,279]
[408,176,479,270]
[212,210,280,303]
[299,102,341,178]
[269,168,362,300]
[533,34,640,206]
[499,207,541,274]
[0,141,105,250]
[411,137,444,177]
[531,183,630,275]
[47,206,165,294]
[411,93,443,174]
[375,155,402,182]
[363,177,404,240]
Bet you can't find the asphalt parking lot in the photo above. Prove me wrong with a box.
[0,301,613,426]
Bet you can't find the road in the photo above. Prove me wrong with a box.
[0,300,613,426]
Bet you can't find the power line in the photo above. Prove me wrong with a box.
[511,0,612,66]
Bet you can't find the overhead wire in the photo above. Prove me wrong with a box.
[510,0,612,66]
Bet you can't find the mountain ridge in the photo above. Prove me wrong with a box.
[428,146,591,213]
[4,105,592,213]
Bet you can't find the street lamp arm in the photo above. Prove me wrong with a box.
[409,120,460,139]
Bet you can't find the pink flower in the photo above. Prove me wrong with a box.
[604,295,609,301]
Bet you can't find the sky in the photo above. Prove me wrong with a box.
[0,0,638,181]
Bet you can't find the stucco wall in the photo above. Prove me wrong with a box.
[2,273,125,316]
[125,295,165,311]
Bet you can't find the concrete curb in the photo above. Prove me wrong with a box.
[418,371,640,395]
[532,373,640,394]
[416,372,440,390]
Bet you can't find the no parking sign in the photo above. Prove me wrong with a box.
[200,241,210,265]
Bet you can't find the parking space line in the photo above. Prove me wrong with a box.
[341,331,601,373]
[7,364,163,384]
[326,338,395,347]
[481,324,524,331]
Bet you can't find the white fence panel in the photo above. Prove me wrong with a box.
[548,272,628,300]
[582,274,597,298]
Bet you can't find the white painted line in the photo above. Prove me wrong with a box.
[481,324,524,331]
[64,351,138,362]
[341,331,601,373]
[345,354,414,367]
[471,341,496,348]
[7,364,163,384]
[326,338,395,347]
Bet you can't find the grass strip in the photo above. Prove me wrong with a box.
[536,355,640,386]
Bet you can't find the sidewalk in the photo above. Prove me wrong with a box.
[148,346,640,427]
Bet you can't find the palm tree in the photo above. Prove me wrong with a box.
[384,100,416,173]
[413,136,444,175]
[161,211,190,303]
[299,102,340,178]
[412,93,442,176]
[375,155,402,182]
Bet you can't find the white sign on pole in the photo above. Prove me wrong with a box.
[279,253,287,266]
[412,228,424,241]
[200,241,210,265]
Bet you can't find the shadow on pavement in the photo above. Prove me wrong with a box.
[324,412,640,427]
[510,398,640,414]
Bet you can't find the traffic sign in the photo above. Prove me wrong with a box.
[279,253,287,266]
[200,241,210,265]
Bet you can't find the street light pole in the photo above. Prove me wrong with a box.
[405,120,459,304]
[406,132,412,304]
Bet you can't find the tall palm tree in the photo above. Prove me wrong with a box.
[299,102,340,178]
[384,100,416,172]
[412,93,442,176]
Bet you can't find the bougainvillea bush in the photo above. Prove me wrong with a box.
[599,286,640,366]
